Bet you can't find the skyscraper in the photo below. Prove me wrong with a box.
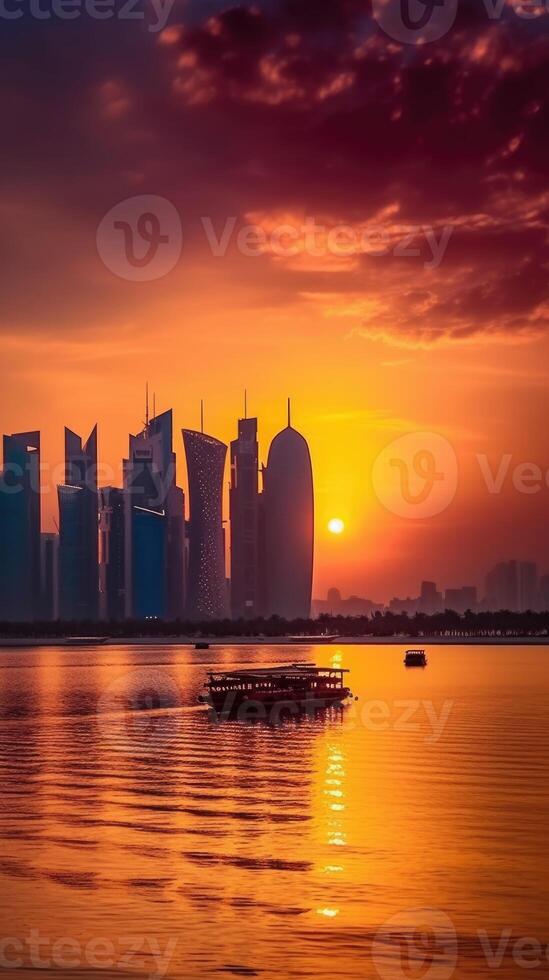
[123,408,185,619]
[40,532,59,620]
[0,431,41,621]
[261,404,314,620]
[419,580,443,615]
[230,415,259,619]
[99,486,125,621]
[58,426,99,621]
[518,561,538,612]
[183,428,228,620]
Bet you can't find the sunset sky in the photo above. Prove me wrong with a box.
[2,0,549,601]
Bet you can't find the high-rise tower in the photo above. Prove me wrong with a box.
[99,486,125,621]
[183,428,228,620]
[58,426,99,621]
[0,431,41,621]
[261,403,313,620]
[230,414,259,619]
[123,407,185,620]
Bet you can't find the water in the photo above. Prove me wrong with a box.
[0,643,548,979]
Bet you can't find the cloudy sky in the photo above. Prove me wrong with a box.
[2,0,549,601]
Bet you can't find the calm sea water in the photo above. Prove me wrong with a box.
[0,643,548,980]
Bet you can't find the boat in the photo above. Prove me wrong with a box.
[198,664,352,714]
[404,648,427,667]
[195,641,210,650]
[288,633,339,644]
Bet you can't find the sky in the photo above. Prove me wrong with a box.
[1,0,549,602]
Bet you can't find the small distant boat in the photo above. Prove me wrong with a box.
[198,664,352,714]
[195,641,210,650]
[63,636,108,647]
[288,633,339,644]
[404,648,427,667]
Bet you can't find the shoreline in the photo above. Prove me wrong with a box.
[1,635,548,648]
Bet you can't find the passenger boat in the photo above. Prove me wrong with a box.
[198,664,352,714]
[195,641,210,650]
[404,648,427,667]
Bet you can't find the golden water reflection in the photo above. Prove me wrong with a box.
[0,643,548,979]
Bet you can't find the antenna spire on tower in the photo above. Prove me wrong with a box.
[244,389,247,420]
[145,381,149,430]
[200,399,204,434]
[287,397,291,428]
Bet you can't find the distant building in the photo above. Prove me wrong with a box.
[389,596,419,616]
[183,428,228,620]
[327,587,342,611]
[485,561,518,611]
[539,575,549,611]
[484,560,538,611]
[0,431,41,621]
[324,587,382,617]
[99,487,125,621]
[444,586,477,614]
[58,426,99,621]
[518,561,538,612]
[230,416,259,619]
[419,581,443,615]
[261,405,313,619]
[40,532,59,621]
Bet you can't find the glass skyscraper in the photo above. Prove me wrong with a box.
[58,426,99,621]
[230,417,259,619]
[0,431,41,622]
[183,429,228,620]
[261,412,314,620]
[124,409,184,620]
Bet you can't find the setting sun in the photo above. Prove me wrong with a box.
[328,518,345,535]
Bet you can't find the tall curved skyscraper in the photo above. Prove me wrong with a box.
[58,426,99,621]
[183,429,228,620]
[262,412,314,620]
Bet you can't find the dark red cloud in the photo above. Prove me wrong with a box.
[1,0,548,344]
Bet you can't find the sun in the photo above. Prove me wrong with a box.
[328,518,345,535]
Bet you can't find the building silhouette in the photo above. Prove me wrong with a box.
[99,487,125,621]
[183,428,228,620]
[419,580,443,616]
[261,404,313,619]
[0,431,41,621]
[40,532,59,620]
[58,426,99,621]
[123,409,184,619]
[230,415,259,619]
[123,408,184,620]
[484,560,539,611]
[444,586,477,614]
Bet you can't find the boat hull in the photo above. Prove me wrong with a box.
[199,687,352,718]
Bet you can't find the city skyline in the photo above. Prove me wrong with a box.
[2,396,549,617]
[0,399,320,621]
